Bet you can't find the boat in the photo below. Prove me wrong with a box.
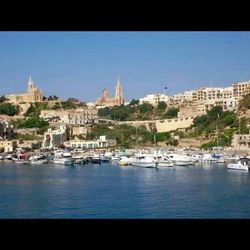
[153,155,174,167]
[165,153,190,166]
[14,153,30,164]
[131,154,158,168]
[72,156,87,165]
[29,154,48,164]
[111,155,121,162]
[201,153,219,163]
[119,156,133,166]
[227,158,250,171]
[100,154,110,163]
[53,151,74,165]
[91,154,101,164]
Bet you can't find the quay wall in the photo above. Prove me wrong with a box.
[118,117,194,132]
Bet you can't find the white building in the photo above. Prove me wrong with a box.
[67,135,117,149]
[139,94,169,106]
[42,125,67,149]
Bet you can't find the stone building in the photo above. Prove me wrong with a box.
[6,76,43,104]
[40,108,98,125]
[42,125,67,149]
[231,132,250,150]
[95,77,124,107]
[0,140,17,153]
[0,120,15,140]
[232,80,250,98]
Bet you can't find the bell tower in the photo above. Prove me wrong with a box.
[27,75,34,93]
[114,76,124,106]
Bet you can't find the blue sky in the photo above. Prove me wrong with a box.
[0,32,250,102]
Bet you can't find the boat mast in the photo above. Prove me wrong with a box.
[216,114,219,147]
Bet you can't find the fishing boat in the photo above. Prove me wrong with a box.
[227,158,250,171]
[15,153,29,164]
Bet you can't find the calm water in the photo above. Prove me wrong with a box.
[0,161,250,218]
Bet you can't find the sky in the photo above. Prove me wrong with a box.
[0,32,250,102]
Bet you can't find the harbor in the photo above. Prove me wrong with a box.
[0,158,250,218]
[1,147,249,171]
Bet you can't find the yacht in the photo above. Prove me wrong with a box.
[202,153,218,163]
[165,153,190,166]
[227,158,250,171]
[53,151,74,165]
[119,156,133,166]
[132,154,158,168]
[154,155,174,167]
[29,154,48,164]
[91,154,101,164]
[100,154,110,163]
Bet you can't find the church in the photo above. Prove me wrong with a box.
[6,76,43,104]
[95,77,124,107]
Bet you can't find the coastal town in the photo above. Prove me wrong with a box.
[0,75,250,170]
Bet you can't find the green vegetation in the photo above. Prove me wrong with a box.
[183,106,250,148]
[163,107,179,119]
[157,101,167,111]
[48,95,59,101]
[24,102,50,117]
[238,93,250,111]
[98,101,171,121]
[50,98,87,110]
[129,99,139,106]
[0,103,19,116]
[0,95,8,103]
[14,133,41,141]
[14,117,49,129]
[87,123,157,148]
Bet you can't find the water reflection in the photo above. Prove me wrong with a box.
[1,162,250,218]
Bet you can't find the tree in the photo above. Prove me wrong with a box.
[157,101,167,110]
[24,104,37,117]
[207,106,223,119]
[111,108,129,121]
[138,103,154,113]
[67,97,80,103]
[0,95,8,103]
[17,117,49,129]
[0,103,19,116]
[129,99,139,106]
[98,107,111,117]
[193,115,208,127]
[164,107,179,119]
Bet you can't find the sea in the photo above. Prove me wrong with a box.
[0,161,250,218]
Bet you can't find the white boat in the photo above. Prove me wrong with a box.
[53,151,74,165]
[154,155,173,167]
[165,153,190,166]
[111,155,121,161]
[202,153,218,162]
[227,158,249,171]
[119,156,133,166]
[132,154,158,168]
[217,156,226,163]
[29,154,48,164]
